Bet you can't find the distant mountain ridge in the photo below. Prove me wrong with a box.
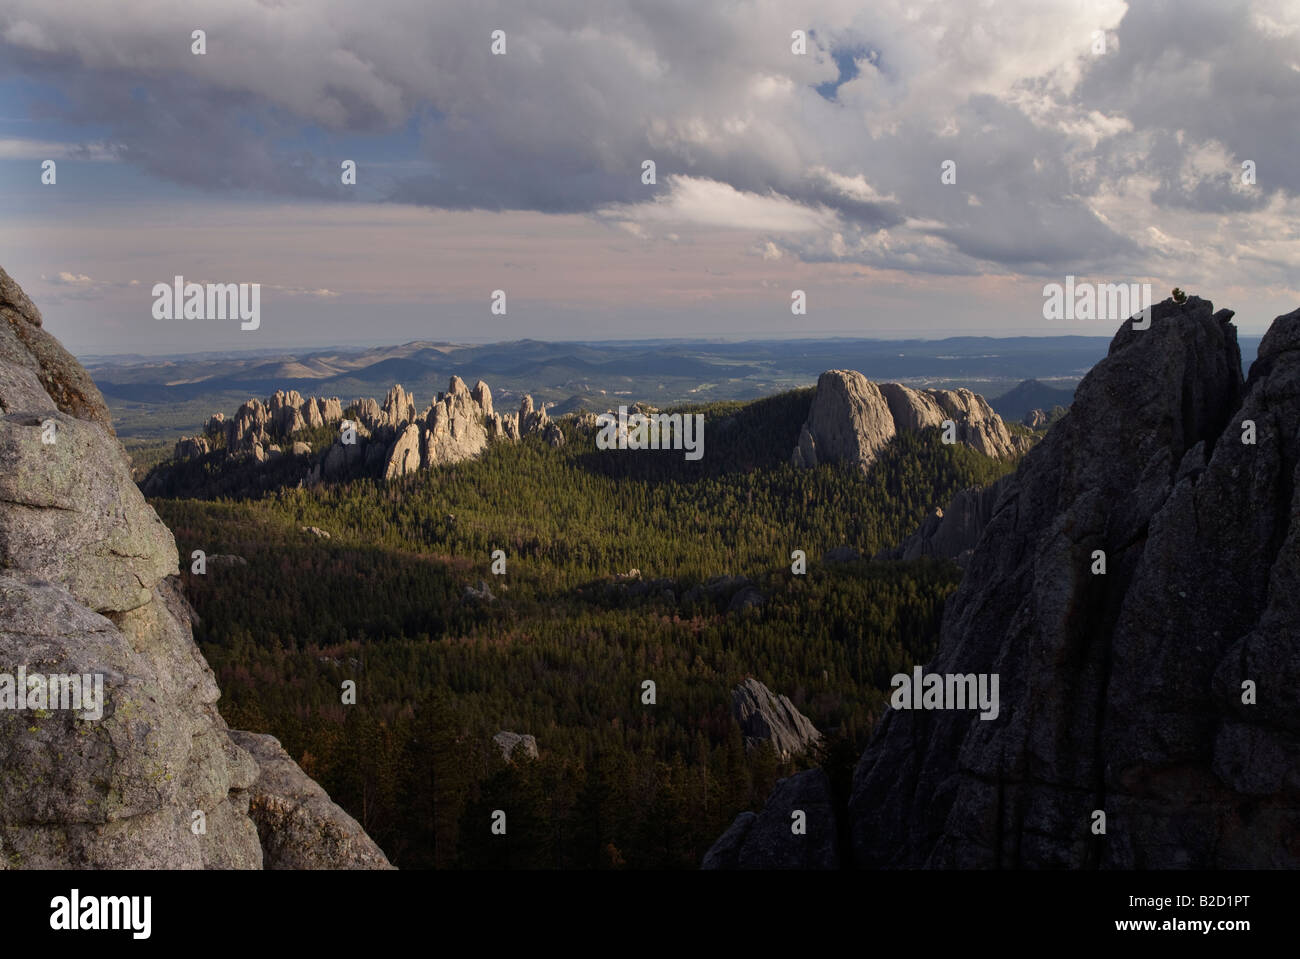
[92,336,1140,441]
[990,378,1076,421]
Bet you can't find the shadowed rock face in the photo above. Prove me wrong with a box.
[851,296,1300,869]
[876,479,1011,567]
[0,267,390,870]
[702,769,838,870]
[706,296,1299,870]
[0,266,113,434]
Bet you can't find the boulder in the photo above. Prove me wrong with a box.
[731,677,821,760]
[701,770,838,869]
[463,580,496,604]
[493,731,539,762]
[227,731,394,870]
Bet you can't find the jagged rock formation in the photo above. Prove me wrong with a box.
[876,478,1010,567]
[493,731,539,762]
[790,370,1025,469]
[419,376,491,468]
[701,769,838,869]
[0,266,389,870]
[384,423,422,479]
[706,296,1300,870]
[850,296,1300,868]
[174,435,210,459]
[0,267,114,434]
[165,376,560,491]
[732,678,821,760]
[1023,409,1049,429]
[227,732,394,870]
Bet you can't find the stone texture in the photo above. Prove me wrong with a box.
[792,370,1020,469]
[732,677,821,760]
[792,370,896,469]
[471,380,493,417]
[0,411,176,614]
[380,384,417,429]
[0,575,262,869]
[493,731,539,762]
[383,422,422,479]
[877,478,1010,567]
[0,266,390,870]
[227,731,394,870]
[174,435,210,460]
[702,770,838,869]
[850,297,1300,869]
[423,376,490,467]
[700,812,756,870]
[0,266,113,433]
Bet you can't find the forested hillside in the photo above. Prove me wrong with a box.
[149,388,1020,868]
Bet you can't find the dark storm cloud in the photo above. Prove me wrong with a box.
[1,0,1295,277]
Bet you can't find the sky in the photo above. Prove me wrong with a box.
[0,0,1297,356]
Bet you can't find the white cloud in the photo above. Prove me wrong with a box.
[599,175,839,234]
[0,138,120,160]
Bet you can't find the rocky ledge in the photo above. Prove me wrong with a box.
[0,265,390,869]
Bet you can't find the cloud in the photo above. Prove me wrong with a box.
[0,138,120,160]
[599,175,839,234]
[0,0,1295,287]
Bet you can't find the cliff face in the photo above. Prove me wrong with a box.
[791,371,1025,470]
[851,296,1299,868]
[876,479,1010,567]
[706,296,1300,869]
[0,266,390,869]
